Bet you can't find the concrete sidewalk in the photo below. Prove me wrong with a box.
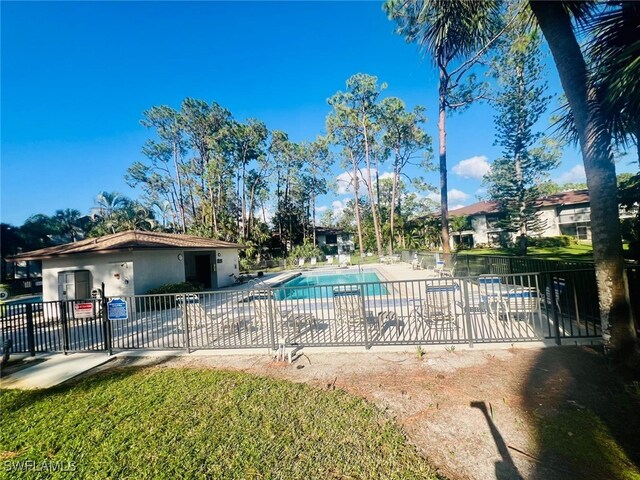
[1,352,114,389]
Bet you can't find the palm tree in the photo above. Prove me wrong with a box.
[552,3,640,161]
[529,1,637,364]
[385,0,502,254]
[587,1,640,158]
[54,209,86,242]
[93,191,127,219]
[449,215,470,250]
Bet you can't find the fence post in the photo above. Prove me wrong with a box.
[101,290,112,355]
[181,295,190,353]
[462,279,474,347]
[361,288,370,349]
[548,273,561,345]
[266,288,278,351]
[60,301,69,354]
[26,304,35,356]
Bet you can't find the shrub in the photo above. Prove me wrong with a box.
[143,281,204,310]
[239,257,255,272]
[146,281,203,295]
[528,235,576,248]
[288,241,323,263]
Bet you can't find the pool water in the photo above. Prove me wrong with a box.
[276,271,388,300]
[4,295,43,304]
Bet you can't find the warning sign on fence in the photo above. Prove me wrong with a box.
[107,298,128,321]
[74,302,94,319]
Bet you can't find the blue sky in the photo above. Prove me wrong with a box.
[2,1,635,227]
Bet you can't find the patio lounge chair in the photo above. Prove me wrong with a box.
[410,281,460,329]
[252,291,316,338]
[488,287,539,322]
[298,258,305,267]
[332,286,368,339]
[434,260,450,277]
[178,294,242,337]
[326,255,334,264]
[310,257,317,266]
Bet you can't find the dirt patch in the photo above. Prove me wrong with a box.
[103,347,639,480]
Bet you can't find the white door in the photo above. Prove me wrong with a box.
[57,270,91,300]
[58,272,75,300]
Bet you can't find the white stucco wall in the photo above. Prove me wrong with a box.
[471,216,489,245]
[215,249,239,288]
[42,253,135,302]
[317,233,354,254]
[537,206,560,237]
[42,248,240,300]
[131,250,185,294]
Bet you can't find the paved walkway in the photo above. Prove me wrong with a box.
[376,261,439,281]
[1,352,113,389]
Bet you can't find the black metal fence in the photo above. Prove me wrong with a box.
[400,250,594,276]
[0,299,107,355]
[3,265,623,355]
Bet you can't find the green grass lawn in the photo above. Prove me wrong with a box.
[461,243,595,262]
[0,368,439,480]
[539,409,640,480]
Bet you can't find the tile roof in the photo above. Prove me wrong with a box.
[448,190,591,217]
[449,201,501,217]
[536,189,590,206]
[9,230,245,261]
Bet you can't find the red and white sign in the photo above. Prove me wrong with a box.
[74,302,94,319]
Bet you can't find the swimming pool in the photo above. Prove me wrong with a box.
[3,295,43,305]
[276,270,388,300]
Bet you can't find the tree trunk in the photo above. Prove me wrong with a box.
[173,141,187,233]
[438,68,451,254]
[530,0,637,362]
[241,153,247,241]
[350,151,365,257]
[312,190,317,247]
[248,184,256,241]
[362,114,384,257]
[390,149,400,255]
[514,64,528,255]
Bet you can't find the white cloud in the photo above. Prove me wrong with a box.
[335,169,379,195]
[315,205,328,213]
[379,171,395,180]
[452,155,490,179]
[558,164,586,184]
[332,200,346,217]
[427,189,470,203]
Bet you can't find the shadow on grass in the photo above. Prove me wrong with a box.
[522,346,640,479]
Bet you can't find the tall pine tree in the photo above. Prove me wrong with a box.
[484,15,559,255]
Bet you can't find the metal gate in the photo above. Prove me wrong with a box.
[1,299,106,354]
